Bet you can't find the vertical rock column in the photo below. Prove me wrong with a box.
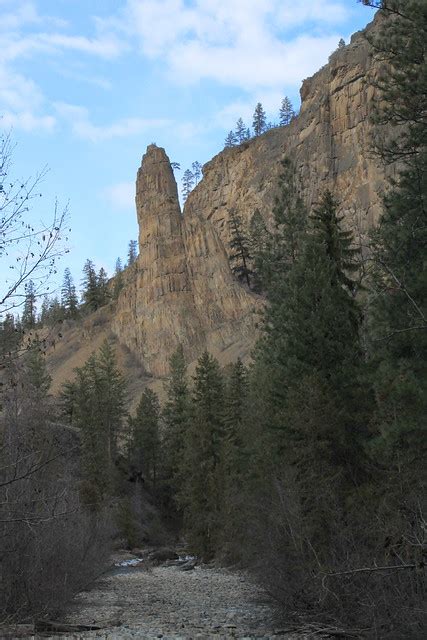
[113,145,203,376]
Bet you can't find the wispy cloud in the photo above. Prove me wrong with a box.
[103,181,135,210]
[55,102,170,142]
[121,0,349,90]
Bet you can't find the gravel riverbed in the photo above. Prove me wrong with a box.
[57,552,304,639]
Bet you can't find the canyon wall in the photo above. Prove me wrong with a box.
[51,15,391,384]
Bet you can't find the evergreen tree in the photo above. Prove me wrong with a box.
[127,240,138,266]
[279,97,295,126]
[82,259,100,311]
[39,295,49,326]
[248,209,272,293]
[97,267,109,306]
[218,358,249,558]
[61,268,78,318]
[0,314,20,358]
[47,296,64,325]
[130,388,161,489]
[192,161,202,185]
[70,341,126,505]
[97,340,126,465]
[224,130,238,148]
[182,169,195,201]
[338,37,345,49]
[252,103,266,136]
[228,210,253,287]
[182,352,224,558]
[21,280,37,329]
[24,339,51,396]
[366,0,426,473]
[311,190,360,294]
[235,118,246,143]
[113,257,124,299]
[163,344,190,501]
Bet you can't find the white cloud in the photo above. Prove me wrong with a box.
[103,181,135,210]
[121,0,349,90]
[0,110,56,132]
[55,102,170,142]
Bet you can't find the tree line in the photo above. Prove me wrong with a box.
[56,4,425,634]
[1,238,140,333]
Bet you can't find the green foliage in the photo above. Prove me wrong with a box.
[64,341,126,506]
[127,240,138,266]
[163,344,190,502]
[61,267,79,318]
[224,130,237,148]
[21,280,37,329]
[228,210,253,287]
[130,388,161,489]
[182,169,195,201]
[367,0,427,473]
[113,257,124,299]
[252,102,266,136]
[181,351,224,559]
[279,97,295,126]
[24,339,52,396]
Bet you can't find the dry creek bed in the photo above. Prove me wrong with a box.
[10,550,311,640]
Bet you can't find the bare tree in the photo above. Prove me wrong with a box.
[0,132,69,317]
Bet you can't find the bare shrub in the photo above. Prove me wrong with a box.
[0,360,113,624]
[242,467,426,638]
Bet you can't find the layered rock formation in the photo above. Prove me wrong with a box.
[187,17,388,256]
[111,145,259,377]
[50,14,391,384]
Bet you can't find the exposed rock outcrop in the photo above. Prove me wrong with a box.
[111,145,259,377]
[49,14,391,384]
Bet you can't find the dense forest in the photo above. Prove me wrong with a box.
[0,1,425,637]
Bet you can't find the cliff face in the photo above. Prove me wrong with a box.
[50,16,389,383]
[187,19,388,256]
[111,145,259,377]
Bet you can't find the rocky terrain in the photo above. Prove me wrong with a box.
[8,552,307,639]
[47,13,391,389]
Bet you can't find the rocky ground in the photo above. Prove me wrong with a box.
[9,550,308,640]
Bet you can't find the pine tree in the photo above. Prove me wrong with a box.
[130,389,161,489]
[0,314,20,358]
[61,268,79,318]
[311,190,360,294]
[97,267,109,306]
[248,210,272,293]
[192,161,202,185]
[71,342,126,506]
[338,38,345,49]
[182,169,194,201]
[279,97,295,126]
[252,103,266,136]
[39,295,49,326]
[127,240,138,266]
[163,344,190,501]
[224,131,238,148]
[219,358,249,559]
[21,280,37,329]
[365,0,426,472]
[97,340,126,465]
[228,210,253,287]
[113,257,123,299]
[25,339,52,396]
[82,259,100,311]
[235,118,246,143]
[182,351,224,558]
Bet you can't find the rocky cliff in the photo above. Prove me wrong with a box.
[49,15,390,386]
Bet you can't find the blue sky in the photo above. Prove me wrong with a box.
[0,0,376,301]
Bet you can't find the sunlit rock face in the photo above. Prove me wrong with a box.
[60,15,392,381]
[111,145,259,377]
